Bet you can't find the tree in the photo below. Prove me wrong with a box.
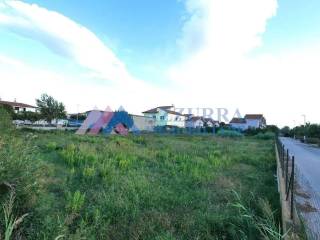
[280,126,291,137]
[36,94,66,123]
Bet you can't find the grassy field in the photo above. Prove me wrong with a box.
[0,129,280,240]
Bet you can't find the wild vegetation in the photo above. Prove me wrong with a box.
[0,93,66,123]
[0,113,281,239]
[281,124,320,145]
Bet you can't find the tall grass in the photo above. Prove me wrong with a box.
[2,192,28,240]
[232,191,284,240]
[0,129,280,239]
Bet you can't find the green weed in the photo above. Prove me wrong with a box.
[66,190,85,214]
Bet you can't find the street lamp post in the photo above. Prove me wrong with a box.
[302,114,306,142]
[77,104,80,123]
[293,120,296,139]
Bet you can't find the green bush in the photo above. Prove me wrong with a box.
[255,131,276,140]
[46,141,58,151]
[216,129,243,138]
[306,137,320,145]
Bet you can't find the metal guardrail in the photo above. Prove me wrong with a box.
[276,138,295,220]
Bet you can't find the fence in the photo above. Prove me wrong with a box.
[276,137,295,220]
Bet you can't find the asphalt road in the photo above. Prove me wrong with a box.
[280,137,320,193]
[280,137,320,238]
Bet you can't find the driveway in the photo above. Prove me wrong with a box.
[280,137,320,239]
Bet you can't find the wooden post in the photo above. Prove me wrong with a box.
[282,144,285,176]
[291,156,295,220]
[286,149,289,190]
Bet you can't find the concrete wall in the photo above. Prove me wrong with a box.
[131,115,155,131]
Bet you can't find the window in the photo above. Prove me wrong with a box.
[160,116,165,120]
[14,107,19,111]
[23,108,26,112]
[153,115,156,119]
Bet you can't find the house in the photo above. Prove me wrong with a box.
[142,105,187,128]
[130,114,155,131]
[203,118,220,128]
[229,118,247,130]
[244,114,266,129]
[230,114,267,130]
[186,116,205,128]
[0,100,37,113]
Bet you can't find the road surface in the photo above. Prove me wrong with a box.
[280,137,320,239]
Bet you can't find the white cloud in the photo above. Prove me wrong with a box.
[168,0,320,127]
[0,0,319,127]
[0,0,130,82]
[0,0,178,115]
[0,54,180,116]
[178,0,277,57]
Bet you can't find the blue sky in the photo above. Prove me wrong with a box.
[0,0,320,126]
[2,0,187,83]
[256,0,320,54]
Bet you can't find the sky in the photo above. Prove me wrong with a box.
[0,0,320,127]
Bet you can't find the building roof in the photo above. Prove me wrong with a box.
[130,114,154,119]
[204,118,218,123]
[244,114,264,120]
[230,118,246,124]
[165,109,186,116]
[142,106,173,114]
[142,105,185,117]
[187,116,204,122]
[0,100,36,108]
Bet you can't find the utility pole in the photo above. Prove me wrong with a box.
[302,114,306,142]
[293,120,296,139]
[77,104,80,123]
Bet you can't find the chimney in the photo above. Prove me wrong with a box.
[14,98,17,102]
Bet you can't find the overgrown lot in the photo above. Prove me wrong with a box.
[0,129,280,239]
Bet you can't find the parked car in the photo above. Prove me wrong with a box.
[13,120,24,126]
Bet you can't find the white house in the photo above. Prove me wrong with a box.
[186,116,205,128]
[244,114,266,129]
[142,105,187,128]
[230,114,267,131]
[229,118,248,130]
[0,100,37,113]
[203,118,220,127]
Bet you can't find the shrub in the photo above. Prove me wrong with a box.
[216,129,243,138]
[255,131,276,140]
[46,141,58,151]
[305,137,320,145]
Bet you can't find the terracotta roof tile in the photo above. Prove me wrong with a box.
[0,100,36,108]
